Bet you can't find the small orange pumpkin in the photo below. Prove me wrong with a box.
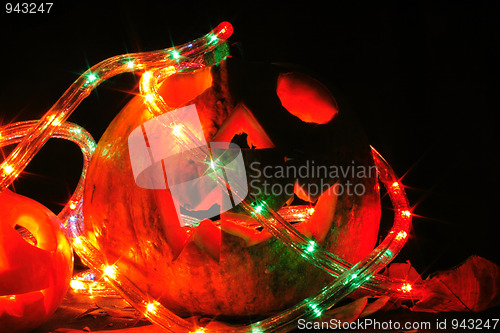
[0,189,73,333]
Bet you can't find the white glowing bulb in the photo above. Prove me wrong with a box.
[73,236,83,247]
[87,73,97,83]
[142,71,152,81]
[400,282,413,293]
[396,230,408,240]
[103,265,117,279]
[70,279,85,291]
[146,302,157,314]
[47,114,63,126]
[144,94,154,102]
[401,210,412,218]
[2,164,15,176]
[172,124,183,136]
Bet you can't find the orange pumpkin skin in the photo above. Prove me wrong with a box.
[83,58,380,318]
[0,190,73,333]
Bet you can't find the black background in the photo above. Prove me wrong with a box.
[1,0,499,297]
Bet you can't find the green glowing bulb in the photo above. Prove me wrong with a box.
[309,303,323,318]
[87,73,98,83]
[255,206,263,213]
[306,240,316,253]
[127,60,134,68]
[88,141,97,153]
[209,34,218,43]
[171,50,180,59]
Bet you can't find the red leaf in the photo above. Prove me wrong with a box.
[359,296,391,318]
[384,261,422,284]
[413,256,500,312]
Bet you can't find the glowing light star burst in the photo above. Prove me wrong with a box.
[103,265,117,279]
[1,164,15,176]
[0,21,424,333]
[171,50,181,59]
[402,210,412,218]
[396,230,408,241]
[306,240,317,253]
[209,34,218,44]
[146,302,158,314]
[400,282,413,293]
[86,72,98,85]
[172,124,184,136]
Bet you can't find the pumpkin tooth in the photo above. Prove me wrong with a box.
[220,215,273,247]
[166,227,191,262]
[293,179,316,203]
[190,219,222,262]
[284,195,294,206]
[297,184,338,244]
[154,190,191,261]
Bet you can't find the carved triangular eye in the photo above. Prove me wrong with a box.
[277,72,338,124]
[211,104,275,149]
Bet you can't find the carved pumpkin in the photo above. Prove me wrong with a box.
[82,56,381,318]
[0,189,73,333]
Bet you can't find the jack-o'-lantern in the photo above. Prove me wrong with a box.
[0,189,73,333]
[82,55,381,319]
